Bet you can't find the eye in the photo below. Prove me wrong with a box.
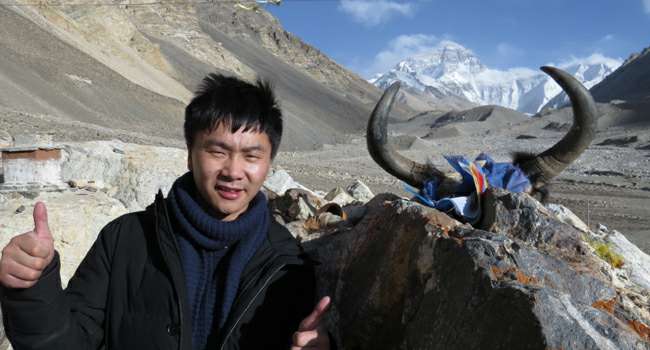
[208,149,226,157]
[246,153,261,161]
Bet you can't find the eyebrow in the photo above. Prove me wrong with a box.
[203,140,265,153]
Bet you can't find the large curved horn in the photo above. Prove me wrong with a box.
[367,82,444,188]
[518,66,597,184]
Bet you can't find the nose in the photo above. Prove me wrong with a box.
[220,156,245,181]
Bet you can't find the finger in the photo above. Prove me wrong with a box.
[299,296,331,331]
[292,330,319,347]
[3,259,42,282]
[33,202,52,239]
[0,272,37,289]
[14,234,51,259]
[4,247,49,271]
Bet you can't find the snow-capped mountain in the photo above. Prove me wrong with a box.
[371,40,621,114]
[541,54,625,110]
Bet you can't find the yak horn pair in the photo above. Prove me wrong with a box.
[367,66,597,193]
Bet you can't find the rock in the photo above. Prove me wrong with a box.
[480,188,586,252]
[543,121,571,132]
[269,188,321,223]
[324,187,356,207]
[597,135,638,147]
[546,203,590,233]
[305,191,650,349]
[61,141,186,210]
[305,212,344,231]
[346,180,374,203]
[263,168,313,196]
[0,191,128,287]
[606,230,650,291]
[290,196,315,221]
[0,130,12,148]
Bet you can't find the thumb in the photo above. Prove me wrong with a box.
[299,296,331,331]
[33,202,52,239]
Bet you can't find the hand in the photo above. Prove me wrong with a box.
[0,202,55,289]
[291,296,331,350]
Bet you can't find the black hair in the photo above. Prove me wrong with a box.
[184,73,283,158]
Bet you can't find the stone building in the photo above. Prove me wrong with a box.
[0,135,66,192]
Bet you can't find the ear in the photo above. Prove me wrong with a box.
[187,150,193,172]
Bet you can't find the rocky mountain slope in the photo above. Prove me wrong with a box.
[591,46,650,103]
[0,0,393,150]
[372,40,620,114]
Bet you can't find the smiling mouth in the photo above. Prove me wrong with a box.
[216,185,244,200]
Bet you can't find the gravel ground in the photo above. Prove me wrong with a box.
[274,128,650,254]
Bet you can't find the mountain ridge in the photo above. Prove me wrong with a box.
[0,0,392,150]
[372,40,621,114]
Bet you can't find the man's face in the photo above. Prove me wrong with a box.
[188,123,272,221]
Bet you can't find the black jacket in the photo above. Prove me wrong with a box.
[1,191,316,349]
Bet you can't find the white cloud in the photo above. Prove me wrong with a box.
[365,34,441,76]
[554,53,623,71]
[643,0,650,13]
[496,42,525,58]
[600,34,615,42]
[338,0,414,26]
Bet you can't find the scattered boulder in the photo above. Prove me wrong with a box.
[584,170,626,176]
[543,121,571,132]
[546,203,590,233]
[305,190,650,349]
[269,188,321,223]
[597,135,639,147]
[324,187,357,207]
[346,180,374,203]
[263,168,313,196]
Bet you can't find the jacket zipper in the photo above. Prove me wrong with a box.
[218,263,287,350]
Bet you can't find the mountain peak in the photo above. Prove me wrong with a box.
[387,40,484,84]
[372,43,621,114]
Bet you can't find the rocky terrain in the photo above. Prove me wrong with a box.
[1,138,649,349]
[0,1,649,348]
[0,0,415,150]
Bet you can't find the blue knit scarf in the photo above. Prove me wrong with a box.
[167,172,269,350]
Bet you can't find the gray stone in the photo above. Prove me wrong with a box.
[324,187,356,207]
[290,196,315,221]
[61,141,186,210]
[346,179,374,203]
[606,229,650,291]
[0,130,12,149]
[304,191,650,349]
[270,188,322,222]
[263,168,313,196]
[546,203,590,233]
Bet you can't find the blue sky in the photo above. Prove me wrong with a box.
[267,0,650,78]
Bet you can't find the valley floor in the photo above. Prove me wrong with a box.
[274,135,650,254]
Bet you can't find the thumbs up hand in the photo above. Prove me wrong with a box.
[0,202,55,289]
[291,296,331,350]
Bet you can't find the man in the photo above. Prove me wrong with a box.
[0,74,330,349]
